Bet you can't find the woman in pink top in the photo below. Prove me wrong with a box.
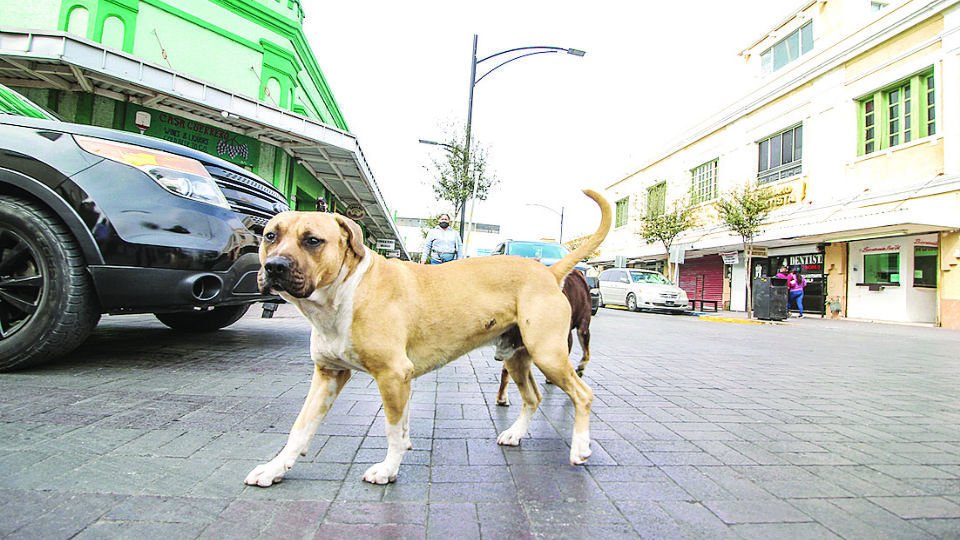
[786,266,807,317]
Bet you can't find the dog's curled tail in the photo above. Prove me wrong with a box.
[549,189,612,284]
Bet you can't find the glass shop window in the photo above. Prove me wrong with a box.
[863,252,900,284]
[914,246,937,288]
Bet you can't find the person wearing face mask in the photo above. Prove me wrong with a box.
[420,213,463,264]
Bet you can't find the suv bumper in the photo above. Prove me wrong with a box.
[89,252,272,314]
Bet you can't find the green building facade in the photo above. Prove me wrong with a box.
[0,0,406,255]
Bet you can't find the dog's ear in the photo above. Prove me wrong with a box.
[334,214,366,256]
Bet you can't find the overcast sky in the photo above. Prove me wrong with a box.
[303,0,800,243]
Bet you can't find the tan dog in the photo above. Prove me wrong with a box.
[494,269,594,406]
[244,190,611,486]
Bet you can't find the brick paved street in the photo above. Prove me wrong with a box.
[2,304,960,539]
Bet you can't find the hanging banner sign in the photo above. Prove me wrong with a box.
[124,105,260,168]
[720,251,739,264]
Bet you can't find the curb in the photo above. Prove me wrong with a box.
[698,315,788,325]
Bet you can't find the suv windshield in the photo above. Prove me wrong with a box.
[506,242,569,259]
[0,84,57,120]
[629,271,670,284]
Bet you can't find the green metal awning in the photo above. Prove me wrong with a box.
[0,29,408,259]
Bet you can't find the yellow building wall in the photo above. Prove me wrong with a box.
[846,141,945,188]
[846,15,944,79]
[824,242,848,318]
[941,231,960,329]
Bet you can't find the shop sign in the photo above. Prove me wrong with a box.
[747,245,768,258]
[344,204,366,220]
[765,184,798,208]
[720,251,739,264]
[376,239,395,251]
[669,244,685,264]
[124,105,260,168]
[784,253,823,273]
[915,239,938,248]
[860,244,901,253]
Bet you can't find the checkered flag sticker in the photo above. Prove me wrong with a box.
[217,139,249,161]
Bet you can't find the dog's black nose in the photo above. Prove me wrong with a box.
[263,256,292,277]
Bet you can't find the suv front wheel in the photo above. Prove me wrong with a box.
[0,196,101,371]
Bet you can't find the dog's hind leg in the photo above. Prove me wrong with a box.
[529,347,594,465]
[574,326,591,378]
[497,350,542,446]
[245,367,351,487]
[363,365,414,484]
[496,367,511,406]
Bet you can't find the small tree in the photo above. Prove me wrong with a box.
[425,130,497,222]
[716,182,775,318]
[638,200,697,281]
[563,236,602,262]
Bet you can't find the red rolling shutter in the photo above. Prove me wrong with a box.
[677,255,724,302]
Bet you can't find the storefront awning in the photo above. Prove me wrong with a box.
[598,174,960,264]
[0,29,408,259]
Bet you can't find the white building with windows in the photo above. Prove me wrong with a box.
[600,0,960,327]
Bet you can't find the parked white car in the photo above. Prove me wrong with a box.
[597,269,690,313]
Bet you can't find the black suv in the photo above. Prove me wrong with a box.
[0,83,288,371]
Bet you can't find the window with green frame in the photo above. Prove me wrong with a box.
[863,252,900,284]
[615,197,629,227]
[690,159,718,205]
[858,69,935,155]
[646,182,666,218]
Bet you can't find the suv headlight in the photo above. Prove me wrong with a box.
[75,136,230,209]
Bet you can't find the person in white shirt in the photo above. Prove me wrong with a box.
[420,214,463,264]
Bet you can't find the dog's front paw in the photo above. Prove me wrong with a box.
[244,459,289,487]
[496,427,524,446]
[570,432,592,465]
[362,462,398,484]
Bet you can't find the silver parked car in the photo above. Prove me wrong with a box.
[597,269,690,313]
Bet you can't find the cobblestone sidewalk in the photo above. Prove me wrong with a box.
[2,305,960,538]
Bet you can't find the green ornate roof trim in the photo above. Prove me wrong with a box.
[208,0,348,130]
[58,0,140,53]
[135,0,347,130]
[140,0,260,51]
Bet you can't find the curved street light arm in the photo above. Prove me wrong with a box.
[460,35,584,253]
[525,202,562,216]
[524,203,564,243]
[476,50,560,85]
[477,45,581,65]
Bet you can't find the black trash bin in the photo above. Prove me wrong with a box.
[753,276,788,320]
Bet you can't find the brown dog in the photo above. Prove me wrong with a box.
[494,269,593,406]
[244,190,612,486]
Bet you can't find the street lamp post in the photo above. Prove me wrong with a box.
[419,138,466,240]
[461,34,584,254]
[525,203,565,243]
